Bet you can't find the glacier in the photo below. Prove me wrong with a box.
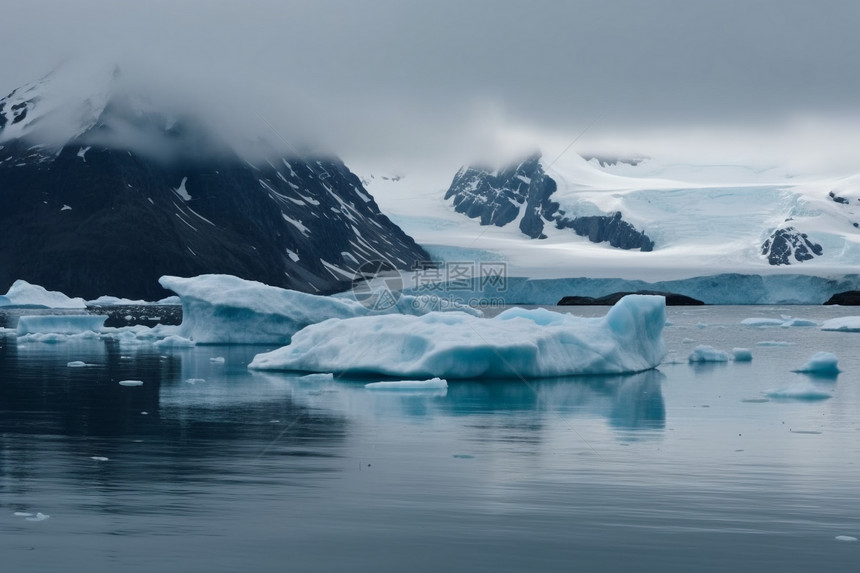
[160,274,481,345]
[248,295,667,379]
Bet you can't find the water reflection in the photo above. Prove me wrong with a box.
[253,369,666,433]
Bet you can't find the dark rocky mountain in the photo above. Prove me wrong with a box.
[761,227,823,266]
[558,291,704,306]
[444,153,653,250]
[823,290,860,305]
[0,66,428,300]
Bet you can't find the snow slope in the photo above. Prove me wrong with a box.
[360,154,860,284]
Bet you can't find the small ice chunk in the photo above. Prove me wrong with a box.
[793,352,839,375]
[688,345,730,363]
[25,512,50,522]
[13,512,33,517]
[90,456,109,461]
[118,380,143,386]
[185,378,206,384]
[67,361,88,367]
[696,322,708,329]
[835,535,858,542]
[757,341,791,346]
[732,348,753,362]
[365,378,448,390]
[210,356,225,363]
[765,382,832,400]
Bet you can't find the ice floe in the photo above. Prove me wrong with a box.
[821,317,860,333]
[365,378,448,390]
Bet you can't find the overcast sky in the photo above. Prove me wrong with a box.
[4,0,860,171]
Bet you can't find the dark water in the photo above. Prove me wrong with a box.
[1,306,859,572]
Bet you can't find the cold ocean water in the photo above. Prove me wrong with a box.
[1,305,859,572]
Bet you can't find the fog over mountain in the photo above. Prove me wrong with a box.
[3,1,860,174]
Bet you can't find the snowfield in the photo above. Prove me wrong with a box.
[358,153,860,290]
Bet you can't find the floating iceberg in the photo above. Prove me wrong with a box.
[17,315,107,336]
[159,274,481,345]
[249,295,667,379]
[793,352,840,375]
[732,348,753,362]
[821,317,860,333]
[688,345,730,363]
[1,280,87,308]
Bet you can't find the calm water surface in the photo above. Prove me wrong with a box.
[1,305,859,572]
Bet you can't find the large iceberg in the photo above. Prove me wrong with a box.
[159,274,481,344]
[16,315,107,336]
[248,295,667,379]
[1,280,87,308]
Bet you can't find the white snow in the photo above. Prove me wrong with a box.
[821,316,860,332]
[792,352,840,375]
[286,249,300,262]
[354,152,860,305]
[765,382,832,400]
[174,176,192,201]
[159,274,480,345]
[118,380,143,386]
[16,315,107,336]
[688,345,730,363]
[732,348,753,362]
[77,146,91,161]
[1,280,87,308]
[61,204,72,211]
[248,295,667,379]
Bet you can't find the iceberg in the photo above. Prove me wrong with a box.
[793,352,840,375]
[159,274,481,345]
[732,348,753,362]
[1,280,87,308]
[249,295,667,379]
[821,317,860,333]
[688,345,730,363]
[16,315,107,336]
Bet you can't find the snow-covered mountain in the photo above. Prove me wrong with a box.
[0,63,427,299]
[362,152,860,284]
